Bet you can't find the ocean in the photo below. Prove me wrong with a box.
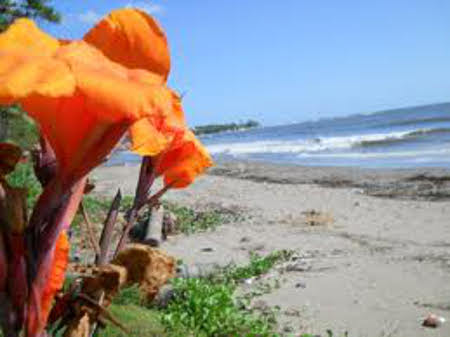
[113,103,450,168]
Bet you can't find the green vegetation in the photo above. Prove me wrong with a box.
[99,304,165,337]
[112,284,145,306]
[6,161,42,208]
[82,193,134,217]
[1,108,40,209]
[159,252,294,337]
[193,120,260,135]
[161,278,278,337]
[57,250,351,337]
[163,202,228,234]
[4,106,39,149]
[72,194,134,231]
[216,250,294,284]
[97,251,294,337]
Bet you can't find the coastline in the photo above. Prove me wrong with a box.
[209,160,450,200]
[97,158,450,200]
[92,160,450,336]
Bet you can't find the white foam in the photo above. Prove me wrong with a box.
[206,130,415,155]
[297,147,450,159]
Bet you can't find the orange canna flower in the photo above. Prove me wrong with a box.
[84,8,171,81]
[156,130,213,188]
[83,9,213,188]
[153,94,212,188]
[0,9,183,337]
[0,17,174,184]
[0,8,211,336]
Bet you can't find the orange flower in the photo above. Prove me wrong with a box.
[154,94,212,188]
[84,8,170,81]
[0,17,173,183]
[38,231,69,331]
[83,9,213,187]
[0,8,211,336]
[156,130,213,188]
[0,10,180,337]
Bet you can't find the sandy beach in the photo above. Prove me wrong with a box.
[93,160,450,336]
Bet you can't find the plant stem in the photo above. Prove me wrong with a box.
[96,189,121,266]
[114,157,155,255]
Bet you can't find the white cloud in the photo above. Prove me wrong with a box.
[77,10,102,24]
[125,1,165,15]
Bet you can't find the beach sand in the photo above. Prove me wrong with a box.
[93,160,450,336]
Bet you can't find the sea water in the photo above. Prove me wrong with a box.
[112,103,450,168]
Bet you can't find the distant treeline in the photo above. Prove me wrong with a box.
[193,120,260,135]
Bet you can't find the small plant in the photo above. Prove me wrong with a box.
[156,251,295,337]
[214,250,294,284]
[164,202,223,234]
[161,278,279,337]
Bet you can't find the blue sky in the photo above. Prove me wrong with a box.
[41,1,450,126]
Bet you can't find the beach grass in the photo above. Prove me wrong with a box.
[94,251,294,337]
[98,304,165,337]
[220,250,294,283]
[160,277,277,337]
[162,202,222,234]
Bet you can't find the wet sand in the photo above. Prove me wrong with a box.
[93,160,450,336]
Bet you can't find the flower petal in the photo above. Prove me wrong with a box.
[57,41,173,121]
[84,8,170,80]
[22,92,127,180]
[129,118,168,156]
[128,91,187,155]
[157,131,213,188]
[27,231,69,336]
[0,52,75,104]
[0,19,75,104]
[19,41,173,179]
[0,18,59,55]
[40,231,69,326]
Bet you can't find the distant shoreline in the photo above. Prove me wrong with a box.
[192,120,260,135]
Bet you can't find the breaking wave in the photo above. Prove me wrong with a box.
[207,128,450,155]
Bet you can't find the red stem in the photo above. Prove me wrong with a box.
[96,189,122,266]
[114,157,155,255]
